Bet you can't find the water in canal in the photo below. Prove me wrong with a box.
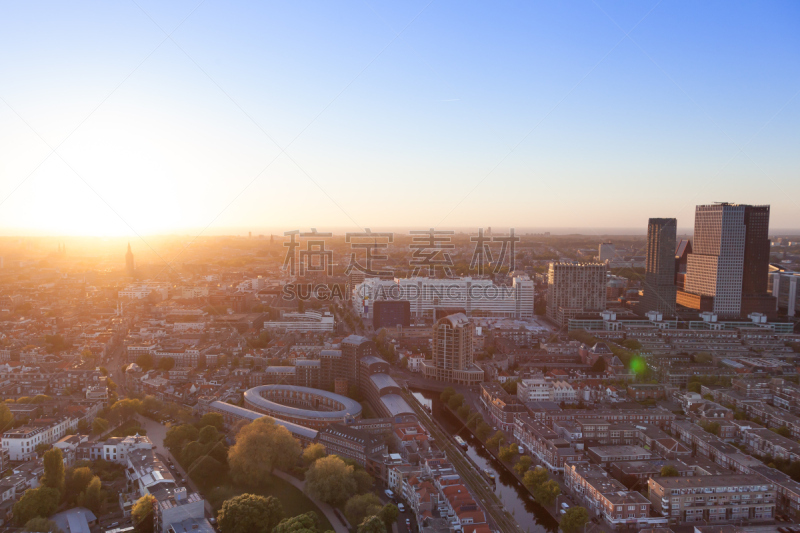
[412,390,558,533]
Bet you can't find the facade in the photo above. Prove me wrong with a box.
[261,311,335,332]
[318,423,387,466]
[2,417,78,461]
[422,314,484,385]
[342,335,376,386]
[648,474,776,524]
[125,242,135,276]
[769,270,800,317]
[638,218,677,316]
[741,205,776,316]
[599,242,616,263]
[680,204,759,317]
[547,262,606,326]
[354,275,534,320]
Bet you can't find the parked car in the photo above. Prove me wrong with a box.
[384,489,395,500]
[397,503,405,512]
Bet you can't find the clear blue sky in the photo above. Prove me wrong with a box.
[0,0,798,236]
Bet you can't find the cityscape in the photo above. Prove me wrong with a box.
[1,2,799,533]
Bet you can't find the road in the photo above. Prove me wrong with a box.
[403,390,525,533]
[135,414,215,518]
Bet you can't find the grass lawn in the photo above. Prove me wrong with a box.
[206,475,333,532]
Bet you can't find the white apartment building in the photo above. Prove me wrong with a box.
[180,286,209,298]
[598,242,615,263]
[518,379,577,404]
[2,417,78,461]
[354,275,534,321]
[683,204,746,317]
[518,378,552,402]
[262,311,335,332]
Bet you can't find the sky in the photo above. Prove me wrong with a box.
[0,0,798,237]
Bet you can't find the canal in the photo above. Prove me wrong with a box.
[412,390,558,533]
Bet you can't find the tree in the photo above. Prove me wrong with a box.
[142,395,163,414]
[218,494,284,533]
[345,493,383,527]
[467,412,482,429]
[157,357,176,371]
[136,353,154,371]
[774,426,792,438]
[198,425,221,445]
[377,504,399,529]
[22,518,63,533]
[694,352,713,364]
[514,455,533,476]
[476,422,492,440]
[533,479,561,506]
[77,476,103,514]
[13,487,60,525]
[456,405,470,419]
[498,444,517,462]
[65,466,94,504]
[228,418,301,488]
[0,402,14,432]
[92,417,109,435]
[448,394,464,410]
[164,424,200,453]
[687,382,702,393]
[660,465,680,477]
[111,398,142,422]
[357,515,387,533]
[132,494,157,533]
[560,506,589,533]
[440,387,456,403]
[305,455,357,507]
[486,431,504,450]
[42,448,65,493]
[701,421,721,436]
[302,443,326,465]
[523,466,549,489]
[273,511,319,533]
[353,469,374,494]
[188,456,225,488]
[199,412,225,431]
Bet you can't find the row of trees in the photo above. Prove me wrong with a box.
[13,448,105,526]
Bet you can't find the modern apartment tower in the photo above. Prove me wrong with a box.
[546,262,606,326]
[422,313,484,385]
[637,218,677,316]
[678,204,746,317]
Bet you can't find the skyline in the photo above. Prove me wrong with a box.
[1,1,799,237]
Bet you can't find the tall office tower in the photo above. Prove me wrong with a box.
[741,205,777,316]
[678,204,746,317]
[546,262,606,326]
[422,313,484,385]
[638,218,677,316]
[125,243,135,277]
[598,242,615,263]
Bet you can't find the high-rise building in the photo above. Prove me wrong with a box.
[546,262,606,326]
[598,242,615,263]
[637,218,677,316]
[125,243,135,277]
[741,205,777,316]
[422,313,484,385]
[678,204,746,317]
[678,203,774,318]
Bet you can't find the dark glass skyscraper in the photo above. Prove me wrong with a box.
[741,205,777,316]
[638,218,677,316]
